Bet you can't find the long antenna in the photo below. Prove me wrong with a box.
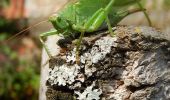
[4,20,48,43]
[3,0,73,43]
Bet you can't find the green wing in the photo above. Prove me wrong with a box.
[75,0,138,25]
[74,0,110,25]
[58,0,111,25]
[58,3,77,24]
[59,0,138,26]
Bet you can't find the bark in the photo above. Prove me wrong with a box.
[40,26,170,100]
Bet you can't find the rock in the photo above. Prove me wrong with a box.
[40,26,170,100]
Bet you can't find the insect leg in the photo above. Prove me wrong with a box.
[75,31,85,64]
[84,8,106,32]
[82,0,115,32]
[73,0,115,49]
[106,16,115,36]
[73,0,115,32]
[136,1,152,26]
[72,0,115,63]
[39,30,58,58]
[84,10,114,36]
[72,8,107,63]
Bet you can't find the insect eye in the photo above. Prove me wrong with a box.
[55,17,69,29]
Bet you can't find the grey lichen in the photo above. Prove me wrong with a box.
[90,37,117,64]
[81,37,117,77]
[45,26,170,100]
[47,36,117,87]
[66,48,77,63]
[75,82,102,100]
[47,35,118,99]
[48,64,81,86]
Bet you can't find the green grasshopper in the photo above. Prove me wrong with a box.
[39,0,151,61]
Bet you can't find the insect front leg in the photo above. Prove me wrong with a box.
[39,30,58,58]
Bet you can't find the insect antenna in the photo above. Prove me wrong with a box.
[2,0,74,44]
[3,20,48,43]
[127,8,146,15]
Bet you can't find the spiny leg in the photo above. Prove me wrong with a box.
[106,16,115,36]
[75,31,85,63]
[73,0,115,63]
[84,0,115,32]
[39,30,58,58]
[73,8,107,63]
[84,0,115,36]
[73,8,106,63]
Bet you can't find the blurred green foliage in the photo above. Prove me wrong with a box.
[163,0,170,10]
[0,18,19,33]
[0,34,40,100]
[0,0,10,7]
[0,16,40,100]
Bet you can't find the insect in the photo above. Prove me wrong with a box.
[39,0,151,62]
[6,0,151,62]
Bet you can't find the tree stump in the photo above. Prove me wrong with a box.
[40,26,170,100]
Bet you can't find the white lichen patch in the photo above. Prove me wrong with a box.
[81,37,117,64]
[75,82,102,100]
[66,48,77,63]
[48,36,117,88]
[81,37,117,77]
[48,64,80,86]
[91,37,117,63]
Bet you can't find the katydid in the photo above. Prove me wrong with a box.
[39,0,151,62]
[4,0,150,63]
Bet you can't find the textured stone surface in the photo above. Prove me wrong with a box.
[41,26,170,100]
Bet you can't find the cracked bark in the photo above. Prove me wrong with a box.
[39,26,170,100]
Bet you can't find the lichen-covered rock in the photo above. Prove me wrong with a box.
[75,82,102,100]
[44,26,170,100]
[48,64,81,86]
